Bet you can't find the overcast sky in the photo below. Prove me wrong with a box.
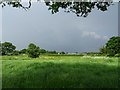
[1,2,118,52]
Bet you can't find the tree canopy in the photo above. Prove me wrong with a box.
[27,43,40,58]
[106,36,120,56]
[1,42,16,55]
[0,0,116,17]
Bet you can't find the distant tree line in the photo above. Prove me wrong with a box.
[0,36,120,58]
[0,42,65,58]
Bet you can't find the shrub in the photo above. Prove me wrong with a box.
[60,52,65,54]
[114,54,120,57]
[12,50,20,55]
[39,49,46,54]
[99,46,107,54]
[20,49,27,54]
[106,53,115,57]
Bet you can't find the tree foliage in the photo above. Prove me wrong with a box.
[19,49,27,54]
[12,50,20,55]
[45,1,113,17]
[0,42,2,55]
[0,0,114,17]
[106,36,120,56]
[0,0,31,10]
[99,46,107,54]
[27,43,40,58]
[47,50,58,54]
[1,42,16,55]
[39,49,46,54]
[59,51,65,54]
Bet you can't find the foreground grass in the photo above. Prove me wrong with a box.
[1,55,119,88]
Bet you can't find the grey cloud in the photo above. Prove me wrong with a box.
[2,2,118,52]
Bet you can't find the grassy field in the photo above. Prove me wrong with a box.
[1,55,119,88]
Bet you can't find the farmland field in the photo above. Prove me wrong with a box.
[1,55,119,88]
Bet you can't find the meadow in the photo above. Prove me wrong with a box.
[1,55,119,88]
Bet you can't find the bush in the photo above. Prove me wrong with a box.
[106,53,115,57]
[40,49,46,54]
[60,52,65,54]
[27,43,40,58]
[114,54,120,57]
[47,51,58,54]
[12,50,20,55]
[20,49,27,54]
[99,46,107,54]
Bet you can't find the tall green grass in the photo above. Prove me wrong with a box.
[2,55,118,88]
[0,56,2,90]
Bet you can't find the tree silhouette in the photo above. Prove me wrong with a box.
[0,0,116,17]
[45,1,113,17]
[0,0,32,10]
